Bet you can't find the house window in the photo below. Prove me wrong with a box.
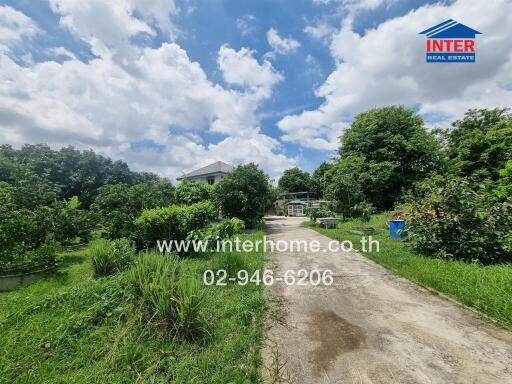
[206,176,215,185]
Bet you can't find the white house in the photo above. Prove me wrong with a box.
[177,161,233,185]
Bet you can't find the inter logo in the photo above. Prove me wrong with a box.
[419,19,481,63]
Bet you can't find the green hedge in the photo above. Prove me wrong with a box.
[134,201,216,249]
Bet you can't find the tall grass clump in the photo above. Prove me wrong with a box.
[90,238,134,277]
[129,252,205,339]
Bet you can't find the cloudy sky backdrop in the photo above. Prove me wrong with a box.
[0,0,511,179]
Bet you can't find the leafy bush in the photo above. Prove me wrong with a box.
[495,160,512,202]
[276,205,287,217]
[408,177,512,264]
[306,207,335,222]
[90,238,135,277]
[174,178,213,205]
[213,163,271,228]
[350,202,374,222]
[51,197,95,244]
[134,201,216,250]
[187,218,245,245]
[129,252,205,338]
[0,182,61,274]
[0,241,60,275]
[92,180,174,239]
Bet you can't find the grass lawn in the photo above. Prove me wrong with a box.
[0,232,264,383]
[308,214,512,329]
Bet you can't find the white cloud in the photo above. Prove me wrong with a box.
[46,46,78,60]
[304,22,335,42]
[0,2,296,179]
[217,45,283,96]
[0,5,39,51]
[278,0,512,149]
[48,0,178,61]
[235,15,257,36]
[266,28,300,55]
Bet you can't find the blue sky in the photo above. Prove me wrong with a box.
[0,0,510,179]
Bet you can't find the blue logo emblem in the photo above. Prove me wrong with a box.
[419,19,482,63]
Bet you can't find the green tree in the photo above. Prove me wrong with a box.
[174,178,213,205]
[278,167,311,193]
[445,108,512,180]
[337,106,442,210]
[310,161,333,198]
[495,160,512,202]
[324,156,365,215]
[214,163,271,227]
[92,180,174,239]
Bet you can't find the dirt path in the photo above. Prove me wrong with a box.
[262,217,512,384]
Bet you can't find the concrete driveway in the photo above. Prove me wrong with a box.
[262,216,512,383]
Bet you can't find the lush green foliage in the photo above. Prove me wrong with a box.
[0,232,265,383]
[495,160,512,202]
[51,197,95,244]
[310,161,333,198]
[129,252,205,339]
[90,238,135,277]
[278,167,312,193]
[0,179,75,274]
[444,108,512,180]
[174,178,213,205]
[324,155,365,215]
[187,218,245,244]
[92,180,174,239]
[0,144,159,207]
[306,207,335,222]
[134,201,217,250]
[332,106,442,210]
[214,163,271,228]
[0,145,166,273]
[312,213,512,329]
[407,177,512,264]
[350,202,374,222]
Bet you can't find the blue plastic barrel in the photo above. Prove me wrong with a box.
[389,220,407,239]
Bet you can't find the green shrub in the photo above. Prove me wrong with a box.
[408,177,512,264]
[51,197,94,244]
[134,201,216,250]
[175,273,205,339]
[129,253,205,338]
[0,241,60,275]
[213,163,271,228]
[174,178,213,205]
[306,207,335,222]
[0,184,60,274]
[91,181,175,239]
[90,238,135,277]
[350,202,374,222]
[187,218,245,248]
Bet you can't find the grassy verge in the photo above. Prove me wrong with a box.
[308,214,512,329]
[0,232,265,383]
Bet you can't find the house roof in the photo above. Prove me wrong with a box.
[419,19,482,39]
[177,161,234,180]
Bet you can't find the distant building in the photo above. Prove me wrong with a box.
[177,161,234,185]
